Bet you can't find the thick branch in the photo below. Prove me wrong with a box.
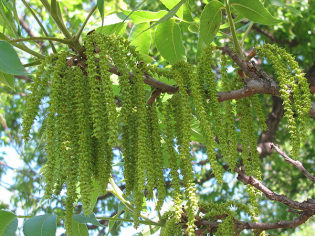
[222,44,315,119]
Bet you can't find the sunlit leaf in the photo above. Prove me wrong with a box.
[143,0,186,33]
[130,22,151,55]
[95,23,127,35]
[97,0,105,26]
[229,0,282,25]
[121,10,168,24]
[155,19,186,64]
[160,0,183,19]
[196,1,223,59]
[0,71,14,90]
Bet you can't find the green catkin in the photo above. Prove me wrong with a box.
[164,102,182,221]
[73,66,94,215]
[122,108,137,196]
[22,54,55,141]
[96,34,119,147]
[255,44,311,158]
[133,67,148,228]
[63,67,80,236]
[216,215,235,236]
[251,94,268,131]
[172,65,197,236]
[220,54,238,171]
[111,36,137,197]
[145,106,157,201]
[187,57,224,182]
[161,217,182,236]
[236,95,260,217]
[200,45,229,161]
[85,34,105,140]
[148,103,166,211]
[44,51,67,197]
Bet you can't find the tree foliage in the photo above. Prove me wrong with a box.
[0,0,315,235]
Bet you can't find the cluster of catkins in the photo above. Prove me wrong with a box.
[22,31,310,236]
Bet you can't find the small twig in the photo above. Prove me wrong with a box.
[270,143,315,184]
[234,166,315,212]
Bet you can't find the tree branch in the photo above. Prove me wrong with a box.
[270,143,315,184]
[196,212,312,231]
[234,166,315,212]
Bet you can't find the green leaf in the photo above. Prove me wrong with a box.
[23,214,57,236]
[0,40,28,75]
[0,1,18,38]
[103,12,130,25]
[8,0,20,35]
[160,0,184,19]
[121,10,168,24]
[196,1,223,59]
[72,221,89,236]
[97,0,105,26]
[0,71,14,90]
[155,19,186,64]
[0,211,18,236]
[73,213,104,227]
[188,23,199,34]
[144,0,186,34]
[229,0,282,25]
[130,22,151,55]
[135,225,161,236]
[265,0,302,18]
[182,2,194,22]
[95,12,129,35]
[95,22,127,35]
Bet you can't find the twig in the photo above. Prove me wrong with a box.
[270,143,315,183]
[197,212,312,231]
[234,166,315,212]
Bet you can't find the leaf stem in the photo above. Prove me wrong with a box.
[75,5,97,41]
[240,21,254,47]
[39,0,84,52]
[96,217,163,226]
[108,177,160,224]
[21,0,57,53]
[225,2,244,59]
[40,0,72,39]
[10,42,45,59]
[9,37,71,44]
